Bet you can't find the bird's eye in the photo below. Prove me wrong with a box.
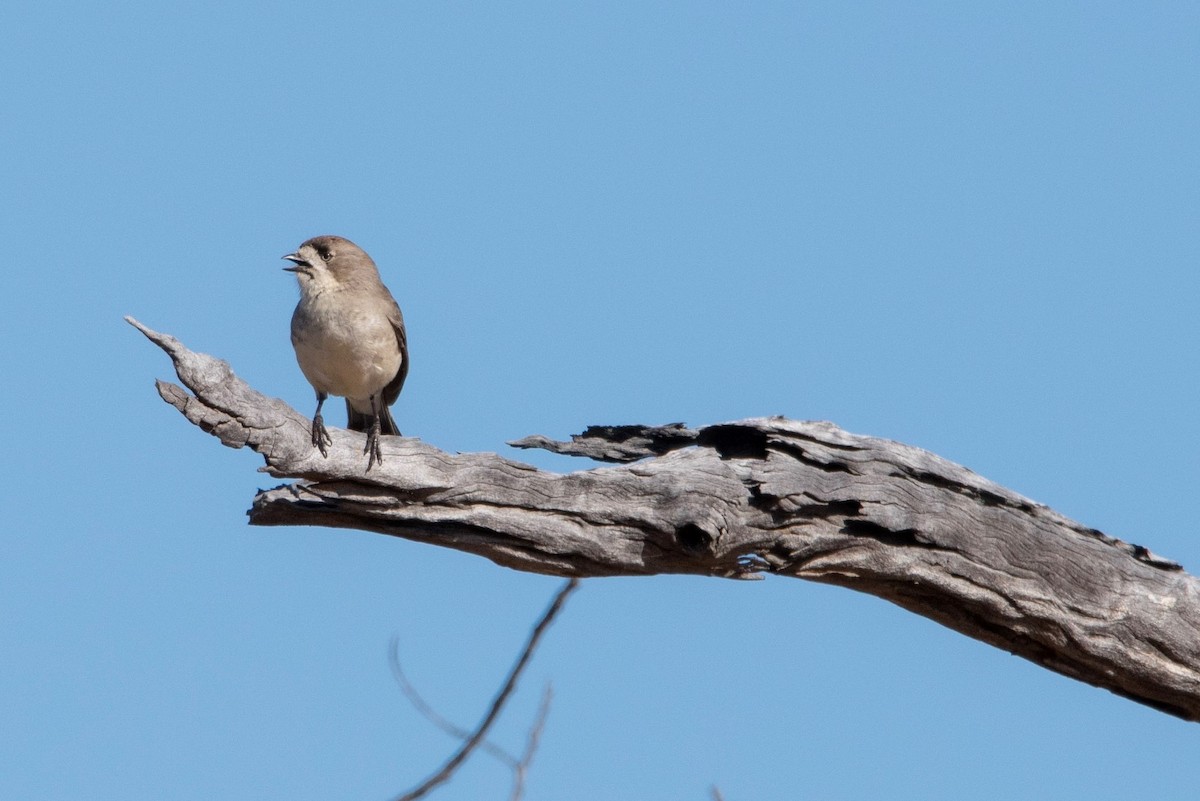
[321,251,333,261]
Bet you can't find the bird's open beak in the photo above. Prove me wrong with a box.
[282,253,306,272]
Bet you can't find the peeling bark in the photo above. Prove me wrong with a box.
[127,317,1200,722]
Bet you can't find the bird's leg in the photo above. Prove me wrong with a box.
[311,391,332,457]
[364,394,384,470]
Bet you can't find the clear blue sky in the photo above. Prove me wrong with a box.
[4,2,1198,799]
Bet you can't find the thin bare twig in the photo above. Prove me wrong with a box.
[389,640,520,767]
[392,578,581,801]
[508,682,553,801]
[391,644,555,800]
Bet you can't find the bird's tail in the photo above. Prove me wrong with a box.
[346,400,401,436]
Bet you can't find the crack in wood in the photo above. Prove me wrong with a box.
[840,519,949,551]
[891,466,1035,512]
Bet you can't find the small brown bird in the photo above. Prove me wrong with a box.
[283,235,408,470]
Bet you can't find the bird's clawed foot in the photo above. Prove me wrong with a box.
[364,417,384,471]
[311,414,332,457]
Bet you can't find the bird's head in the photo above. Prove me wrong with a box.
[283,235,379,291]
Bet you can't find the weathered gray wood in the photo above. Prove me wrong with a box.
[128,316,1200,722]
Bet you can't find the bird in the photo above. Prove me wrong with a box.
[283,235,408,470]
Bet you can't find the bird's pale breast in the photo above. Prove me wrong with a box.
[291,289,402,402]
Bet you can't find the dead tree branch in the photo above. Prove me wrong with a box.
[128,318,1200,722]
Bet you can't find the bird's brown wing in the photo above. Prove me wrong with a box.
[381,300,408,407]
